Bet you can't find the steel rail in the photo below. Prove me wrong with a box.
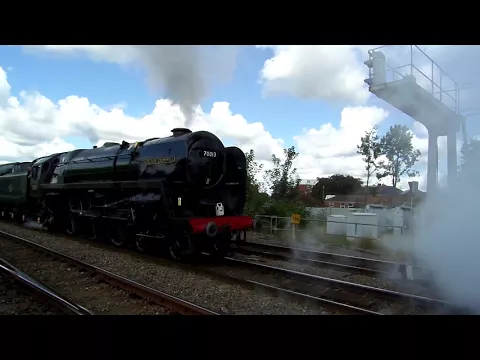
[0,223,437,314]
[236,246,382,277]
[0,230,218,315]
[221,256,463,314]
[0,225,380,315]
[192,253,382,315]
[0,257,93,315]
[239,241,429,281]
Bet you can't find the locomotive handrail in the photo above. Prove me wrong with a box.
[68,156,116,165]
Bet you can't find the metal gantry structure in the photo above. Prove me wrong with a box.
[364,45,465,194]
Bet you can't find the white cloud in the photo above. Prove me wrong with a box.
[255,45,475,191]
[24,45,239,127]
[43,44,475,121]
[0,66,283,167]
[5,43,471,193]
[25,45,139,65]
[0,62,433,192]
[0,136,75,162]
[0,67,11,106]
[257,45,371,104]
[256,45,478,116]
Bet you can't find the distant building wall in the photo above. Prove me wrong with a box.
[298,179,316,194]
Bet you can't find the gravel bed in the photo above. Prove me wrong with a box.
[0,273,63,315]
[249,232,388,260]
[0,221,331,315]
[233,251,437,299]
[0,237,169,315]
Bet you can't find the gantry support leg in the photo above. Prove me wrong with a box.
[427,132,438,194]
[447,128,457,187]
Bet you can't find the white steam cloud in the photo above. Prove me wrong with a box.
[412,163,480,313]
[369,45,479,313]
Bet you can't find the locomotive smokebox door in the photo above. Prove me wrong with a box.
[215,203,224,216]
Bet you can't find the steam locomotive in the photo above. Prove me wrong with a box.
[0,128,255,258]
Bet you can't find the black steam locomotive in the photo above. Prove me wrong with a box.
[0,128,255,258]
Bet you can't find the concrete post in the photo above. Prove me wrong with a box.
[447,128,457,187]
[427,132,438,194]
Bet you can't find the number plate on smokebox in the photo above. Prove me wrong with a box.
[201,151,217,158]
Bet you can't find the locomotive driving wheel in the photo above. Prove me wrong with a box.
[168,239,183,260]
[211,235,232,257]
[235,230,247,246]
[106,224,128,247]
[135,235,149,253]
[86,218,97,241]
[65,199,77,235]
[168,231,193,260]
[65,215,77,235]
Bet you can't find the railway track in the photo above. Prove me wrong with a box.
[236,241,431,283]
[208,255,466,315]
[0,257,92,315]
[189,256,382,315]
[0,224,384,314]
[0,223,464,315]
[0,230,218,315]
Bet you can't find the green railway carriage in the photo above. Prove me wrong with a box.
[0,154,65,221]
[0,162,32,207]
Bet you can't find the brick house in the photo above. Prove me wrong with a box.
[298,179,316,194]
[392,190,426,208]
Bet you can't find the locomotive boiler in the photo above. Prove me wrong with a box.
[1,128,254,259]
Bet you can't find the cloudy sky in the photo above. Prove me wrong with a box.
[1,45,478,191]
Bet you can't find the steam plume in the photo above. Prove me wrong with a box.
[371,45,480,313]
[135,45,238,127]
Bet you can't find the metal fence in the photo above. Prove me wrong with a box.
[254,215,325,234]
[253,214,407,240]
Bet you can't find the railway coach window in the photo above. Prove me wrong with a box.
[0,165,13,175]
[13,163,31,173]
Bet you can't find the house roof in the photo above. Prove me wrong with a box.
[327,184,425,203]
[327,195,367,203]
[376,185,403,196]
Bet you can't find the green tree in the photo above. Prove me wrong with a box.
[244,150,269,215]
[312,174,363,200]
[245,149,263,193]
[460,138,480,179]
[357,126,382,192]
[377,124,421,188]
[263,146,300,200]
[261,146,308,219]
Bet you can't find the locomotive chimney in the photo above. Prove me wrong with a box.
[171,128,192,137]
